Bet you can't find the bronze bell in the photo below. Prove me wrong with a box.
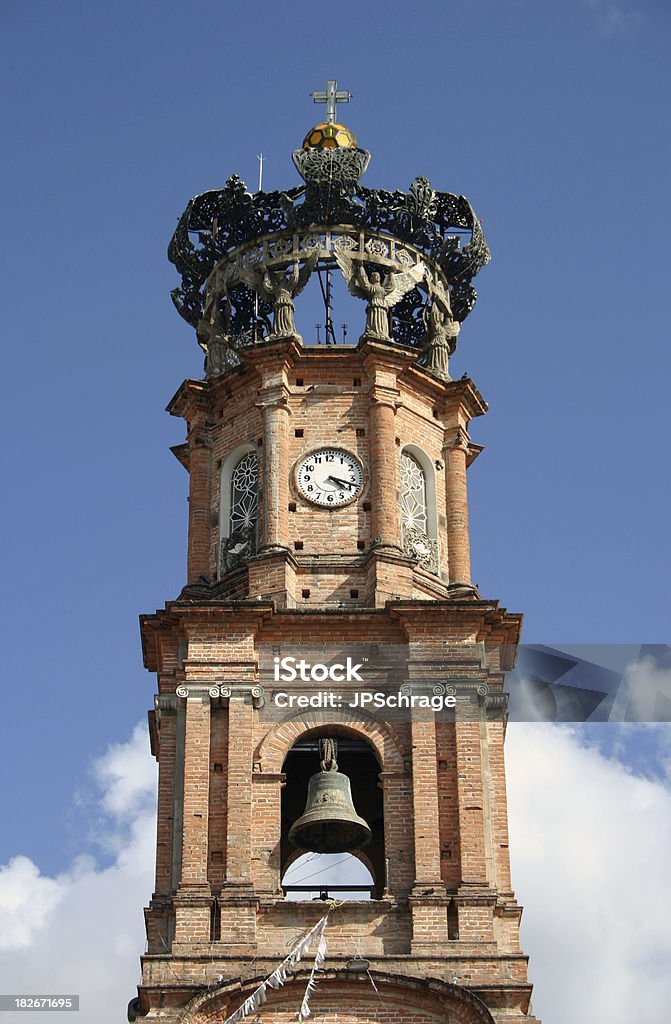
[288,738,371,854]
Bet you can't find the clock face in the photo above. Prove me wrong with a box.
[295,448,364,507]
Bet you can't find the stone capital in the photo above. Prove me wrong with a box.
[175,682,265,708]
[443,425,471,451]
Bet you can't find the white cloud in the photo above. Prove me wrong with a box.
[0,725,156,1023]
[506,723,671,1023]
[586,0,642,34]
[0,857,67,951]
[621,657,671,724]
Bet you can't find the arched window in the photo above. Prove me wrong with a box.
[400,448,439,573]
[219,446,258,574]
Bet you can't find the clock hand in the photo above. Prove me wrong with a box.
[327,475,355,490]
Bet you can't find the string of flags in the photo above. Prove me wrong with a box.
[222,914,329,1024]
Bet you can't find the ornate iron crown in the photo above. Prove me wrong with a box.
[168,134,490,380]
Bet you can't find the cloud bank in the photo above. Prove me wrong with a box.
[0,724,156,1023]
[506,723,671,1023]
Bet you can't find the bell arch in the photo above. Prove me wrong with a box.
[254,711,406,775]
[280,727,385,897]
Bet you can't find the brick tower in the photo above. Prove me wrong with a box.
[132,85,539,1024]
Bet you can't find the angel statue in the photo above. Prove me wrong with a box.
[417,302,460,382]
[197,262,239,379]
[335,251,426,342]
[240,252,318,342]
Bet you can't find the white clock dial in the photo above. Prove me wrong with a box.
[295,448,364,507]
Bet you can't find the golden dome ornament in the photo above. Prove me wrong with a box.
[303,121,358,149]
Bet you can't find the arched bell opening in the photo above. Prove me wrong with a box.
[281,851,375,901]
[280,728,385,898]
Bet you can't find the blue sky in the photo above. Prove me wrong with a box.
[0,2,669,1022]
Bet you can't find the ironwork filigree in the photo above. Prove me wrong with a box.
[400,452,428,534]
[169,155,490,364]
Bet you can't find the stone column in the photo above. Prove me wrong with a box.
[444,430,472,587]
[259,388,290,550]
[369,395,400,548]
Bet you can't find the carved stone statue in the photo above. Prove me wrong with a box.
[335,251,425,341]
[417,302,460,382]
[197,261,239,378]
[240,253,318,342]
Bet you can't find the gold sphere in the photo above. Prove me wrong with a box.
[302,121,358,150]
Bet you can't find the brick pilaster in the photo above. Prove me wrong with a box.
[455,720,488,885]
[410,715,445,889]
[178,691,211,889]
[153,702,176,894]
[224,696,254,886]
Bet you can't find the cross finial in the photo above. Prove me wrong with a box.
[310,79,352,124]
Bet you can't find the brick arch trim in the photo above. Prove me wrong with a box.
[177,969,497,1024]
[254,711,406,773]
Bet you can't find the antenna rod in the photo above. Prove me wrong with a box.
[325,268,335,345]
[253,154,264,341]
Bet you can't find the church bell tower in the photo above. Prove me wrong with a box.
[132,83,540,1024]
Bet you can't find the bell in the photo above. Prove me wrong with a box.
[288,738,371,854]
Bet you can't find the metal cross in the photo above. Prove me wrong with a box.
[310,79,352,124]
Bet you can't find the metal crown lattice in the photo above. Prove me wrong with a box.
[168,129,490,368]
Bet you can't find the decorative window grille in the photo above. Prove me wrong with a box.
[400,452,428,534]
[230,452,258,534]
[400,450,439,574]
[220,451,258,573]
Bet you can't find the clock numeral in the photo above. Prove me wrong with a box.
[303,474,311,482]
[327,494,334,502]
[307,485,314,492]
